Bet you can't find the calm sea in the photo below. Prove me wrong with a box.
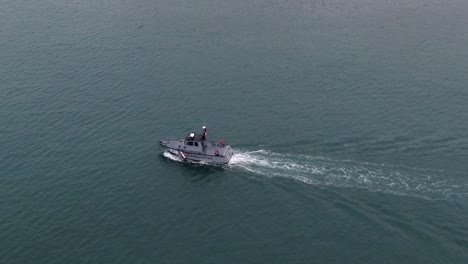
[1,0,468,263]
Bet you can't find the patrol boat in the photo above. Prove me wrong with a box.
[159,126,234,164]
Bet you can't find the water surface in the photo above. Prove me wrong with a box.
[1,0,468,263]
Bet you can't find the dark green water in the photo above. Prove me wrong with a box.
[2,0,468,263]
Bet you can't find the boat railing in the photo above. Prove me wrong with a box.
[207,139,228,147]
[160,137,227,147]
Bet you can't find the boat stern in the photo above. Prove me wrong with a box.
[223,146,235,164]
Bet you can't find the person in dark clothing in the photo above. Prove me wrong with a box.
[202,126,207,140]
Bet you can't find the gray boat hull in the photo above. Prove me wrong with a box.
[160,140,234,165]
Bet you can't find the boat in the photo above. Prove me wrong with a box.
[159,126,234,164]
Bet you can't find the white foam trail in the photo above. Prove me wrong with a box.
[162,151,183,162]
[228,149,468,200]
[162,151,213,166]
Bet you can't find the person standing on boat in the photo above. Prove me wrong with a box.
[202,126,207,140]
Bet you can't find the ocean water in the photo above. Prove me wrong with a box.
[1,0,468,263]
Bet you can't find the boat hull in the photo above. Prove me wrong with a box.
[162,146,233,165]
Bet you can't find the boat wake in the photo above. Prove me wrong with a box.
[162,151,184,162]
[162,148,467,199]
[228,149,468,200]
